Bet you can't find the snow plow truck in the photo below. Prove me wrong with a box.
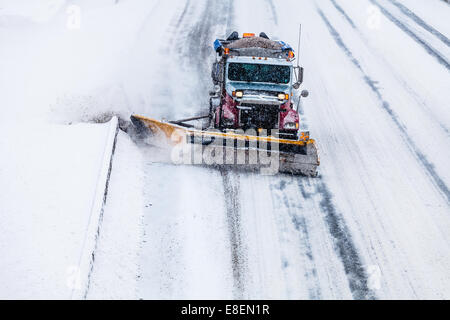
[131,31,319,176]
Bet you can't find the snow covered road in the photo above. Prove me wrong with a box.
[1,0,449,299]
[121,0,450,299]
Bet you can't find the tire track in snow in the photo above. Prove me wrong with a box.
[166,0,197,49]
[386,0,450,47]
[368,0,450,71]
[187,0,234,67]
[312,179,375,299]
[130,0,198,120]
[271,175,375,299]
[327,0,449,134]
[175,0,191,29]
[329,0,356,29]
[184,0,235,115]
[182,0,245,297]
[270,3,370,295]
[269,178,322,299]
[221,170,247,299]
[265,0,278,25]
[133,0,238,299]
[135,0,163,37]
[317,8,450,204]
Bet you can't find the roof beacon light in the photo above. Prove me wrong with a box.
[243,33,255,38]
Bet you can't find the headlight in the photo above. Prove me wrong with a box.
[235,91,243,98]
[278,93,289,100]
[284,122,297,129]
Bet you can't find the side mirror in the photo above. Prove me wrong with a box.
[211,62,220,84]
[298,67,304,84]
[209,85,221,96]
[292,66,304,90]
[301,90,309,98]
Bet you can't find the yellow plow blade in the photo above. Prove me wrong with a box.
[130,114,320,176]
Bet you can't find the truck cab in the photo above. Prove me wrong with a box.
[210,32,306,140]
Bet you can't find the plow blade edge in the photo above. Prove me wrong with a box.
[130,115,319,176]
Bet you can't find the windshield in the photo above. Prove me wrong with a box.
[228,63,290,84]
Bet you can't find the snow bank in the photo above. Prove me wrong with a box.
[0,121,112,299]
[0,0,152,298]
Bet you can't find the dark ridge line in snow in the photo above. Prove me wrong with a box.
[83,120,120,299]
[265,0,278,25]
[297,177,313,200]
[326,0,449,135]
[185,0,235,112]
[288,211,321,299]
[220,170,247,299]
[329,0,356,29]
[166,0,197,50]
[224,0,236,42]
[369,0,450,71]
[193,1,241,296]
[315,180,375,300]
[135,0,163,38]
[270,178,322,299]
[286,179,321,299]
[175,0,191,29]
[317,9,450,205]
[386,0,450,47]
[187,0,216,67]
[188,0,234,63]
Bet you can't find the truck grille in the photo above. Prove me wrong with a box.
[243,90,279,97]
[239,104,279,129]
